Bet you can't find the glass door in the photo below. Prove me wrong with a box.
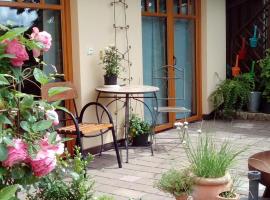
[142,0,201,130]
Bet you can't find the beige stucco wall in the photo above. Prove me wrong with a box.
[201,0,226,114]
[70,0,227,148]
[70,0,143,148]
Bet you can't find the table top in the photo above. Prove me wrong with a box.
[96,85,159,94]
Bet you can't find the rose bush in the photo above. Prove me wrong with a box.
[0,25,69,198]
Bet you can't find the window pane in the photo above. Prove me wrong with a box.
[0,0,17,2]
[148,0,156,13]
[174,19,196,119]
[181,0,188,15]
[141,0,146,12]
[45,0,60,4]
[173,0,179,14]
[188,0,195,15]
[159,0,166,13]
[0,7,63,94]
[142,16,168,124]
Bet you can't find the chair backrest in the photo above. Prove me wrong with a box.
[41,81,78,102]
[152,65,185,101]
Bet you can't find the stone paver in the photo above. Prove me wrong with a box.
[88,120,270,200]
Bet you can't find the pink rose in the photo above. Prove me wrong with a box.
[39,132,64,155]
[46,110,59,126]
[30,150,57,177]
[5,39,29,67]
[30,27,52,57]
[2,139,28,167]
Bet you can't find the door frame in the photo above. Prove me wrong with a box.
[142,0,202,131]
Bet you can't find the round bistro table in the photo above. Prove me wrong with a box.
[96,85,159,163]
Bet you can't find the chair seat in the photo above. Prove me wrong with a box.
[155,106,191,113]
[57,123,113,136]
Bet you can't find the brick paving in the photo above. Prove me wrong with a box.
[88,120,270,200]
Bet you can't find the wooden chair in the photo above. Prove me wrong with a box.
[41,81,122,168]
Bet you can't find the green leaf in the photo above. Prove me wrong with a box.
[20,95,34,108]
[0,143,8,161]
[3,137,13,146]
[0,27,28,42]
[55,105,70,113]
[0,54,15,60]
[0,74,9,85]
[0,115,12,125]
[32,120,52,132]
[48,132,57,144]
[48,87,72,98]
[0,185,18,200]
[20,121,31,132]
[33,68,50,85]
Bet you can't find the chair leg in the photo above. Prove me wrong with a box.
[111,128,122,168]
[99,133,104,156]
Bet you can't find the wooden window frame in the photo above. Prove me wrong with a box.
[142,0,202,131]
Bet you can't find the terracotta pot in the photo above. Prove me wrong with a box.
[192,173,232,200]
[217,192,240,200]
[175,194,189,200]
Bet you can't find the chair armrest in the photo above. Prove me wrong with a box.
[55,108,80,134]
[79,102,114,126]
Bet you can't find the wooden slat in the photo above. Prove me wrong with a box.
[57,123,113,136]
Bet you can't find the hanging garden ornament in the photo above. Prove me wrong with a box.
[249,25,258,48]
[232,54,241,77]
[238,37,246,60]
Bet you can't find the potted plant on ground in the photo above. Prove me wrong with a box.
[217,176,241,200]
[185,134,245,200]
[129,114,151,146]
[155,168,193,200]
[99,45,122,86]
[258,49,270,113]
[210,73,252,118]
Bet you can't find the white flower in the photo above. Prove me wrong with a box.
[184,121,189,125]
[174,122,183,127]
[197,129,202,134]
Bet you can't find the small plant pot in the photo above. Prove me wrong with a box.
[248,91,261,113]
[217,192,240,200]
[104,75,117,85]
[132,134,149,146]
[175,194,189,200]
[192,173,232,200]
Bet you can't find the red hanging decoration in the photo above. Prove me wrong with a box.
[232,55,241,77]
[238,37,246,60]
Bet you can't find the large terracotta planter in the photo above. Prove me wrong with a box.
[217,192,240,200]
[192,173,232,200]
[175,194,188,200]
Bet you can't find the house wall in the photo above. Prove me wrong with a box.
[201,0,226,114]
[70,0,226,148]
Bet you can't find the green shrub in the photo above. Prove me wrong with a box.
[259,49,270,102]
[210,73,253,117]
[185,134,245,178]
[155,169,193,196]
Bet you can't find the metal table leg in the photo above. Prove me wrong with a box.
[125,94,130,163]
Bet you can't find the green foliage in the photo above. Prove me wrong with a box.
[0,184,18,200]
[96,196,115,200]
[100,46,122,77]
[210,73,253,117]
[27,147,94,200]
[258,49,270,102]
[129,114,151,137]
[155,169,193,196]
[185,134,245,178]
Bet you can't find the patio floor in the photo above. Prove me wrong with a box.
[88,120,270,200]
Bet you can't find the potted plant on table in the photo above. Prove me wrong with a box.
[129,114,151,146]
[99,45,122,86]
[185,134,245,200]
[156,168,193,200]
[258,49,270,113]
